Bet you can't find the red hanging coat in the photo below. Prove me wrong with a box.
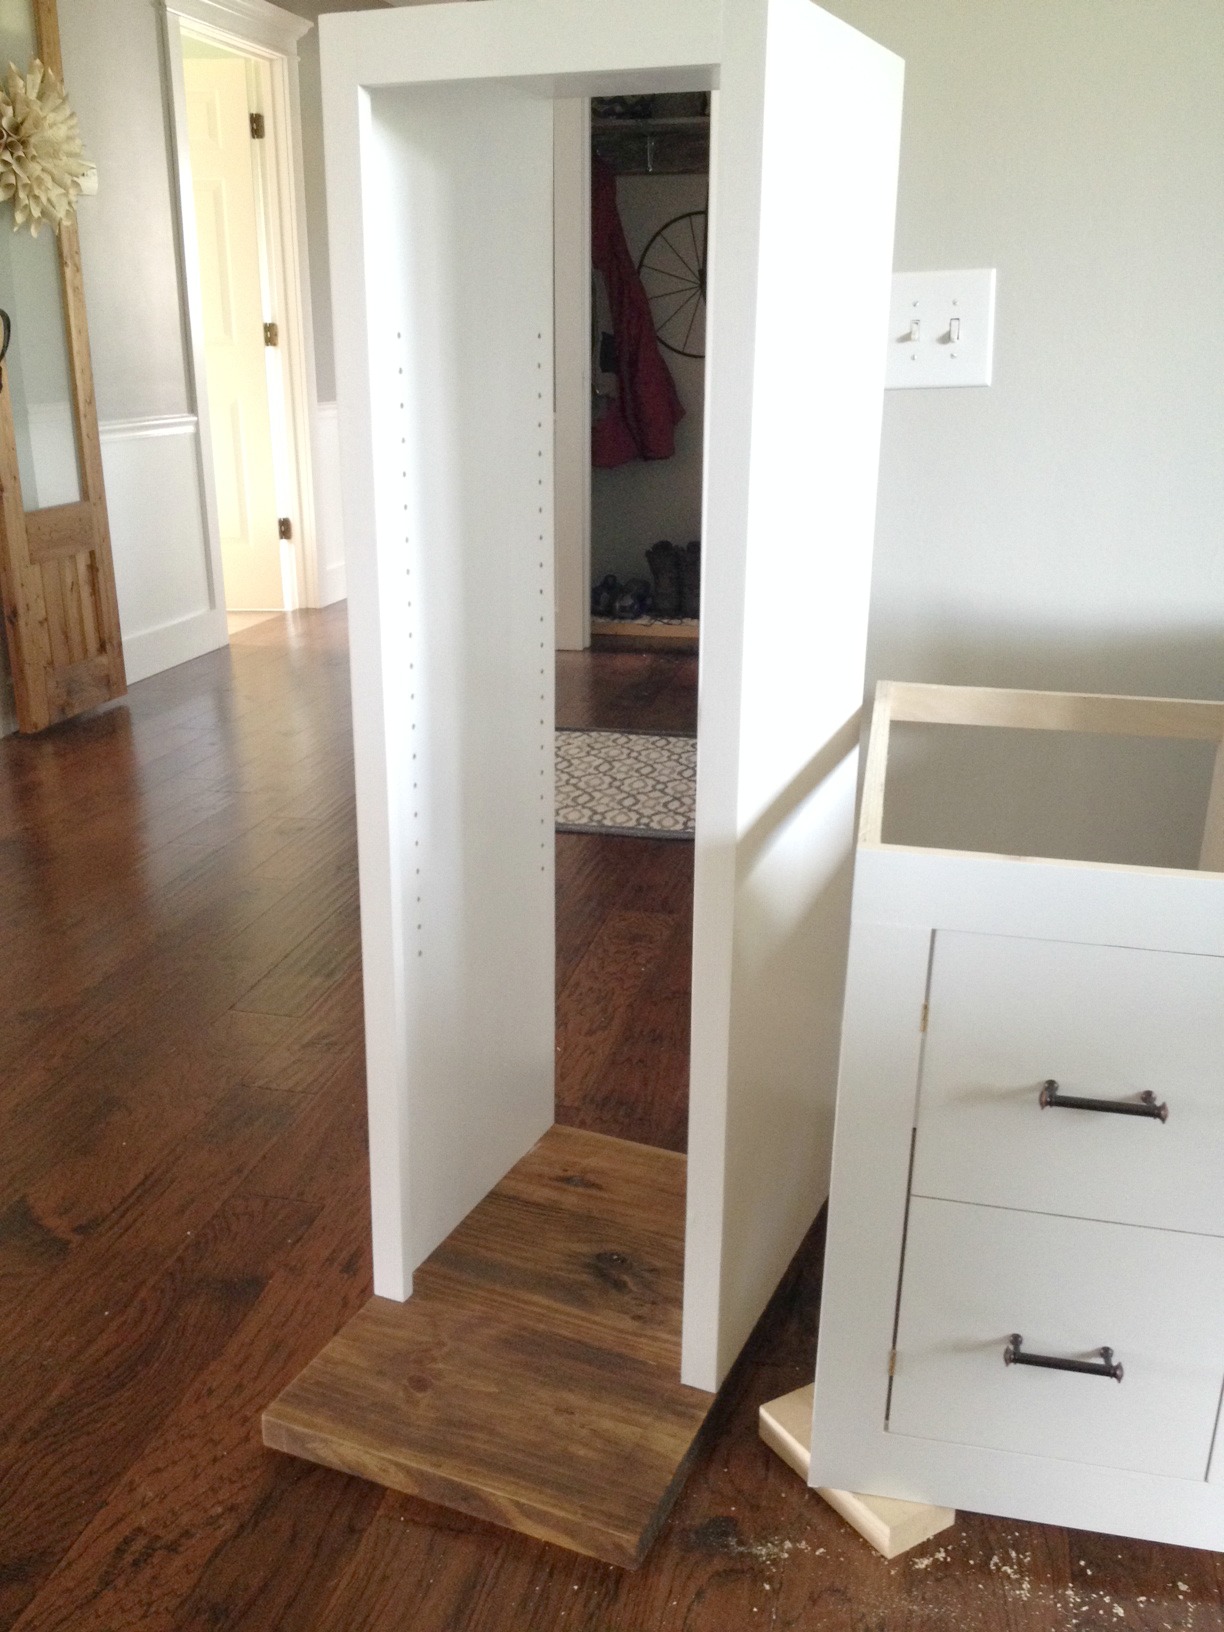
[591,157,685,468]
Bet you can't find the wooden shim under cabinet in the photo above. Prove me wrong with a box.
[759,1383,955,1560]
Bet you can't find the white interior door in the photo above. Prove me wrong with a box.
[682,0,904,1389]
[184,53,284,612]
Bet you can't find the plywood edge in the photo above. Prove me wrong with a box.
[857,682,893,845]
[1199,739,1224,872]
[885,681,1224,741]
[759,1384,955,1561]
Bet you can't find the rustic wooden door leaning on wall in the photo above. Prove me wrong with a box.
[0,0,125,733]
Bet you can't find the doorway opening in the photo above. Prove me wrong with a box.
[589,91,707,661]
[555,91,708,1160]
[164,2,318,624]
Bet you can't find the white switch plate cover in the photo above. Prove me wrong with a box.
[886,269,996,389]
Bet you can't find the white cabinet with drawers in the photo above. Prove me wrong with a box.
[809,682,1224,1550]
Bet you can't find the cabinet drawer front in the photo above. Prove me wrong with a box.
[912,931,1224,1234]
[890,1199,1224,1480]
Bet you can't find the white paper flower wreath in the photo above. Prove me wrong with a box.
[0,59,90,236]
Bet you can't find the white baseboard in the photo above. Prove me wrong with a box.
[313,400,346,605]
[121,607,230,686]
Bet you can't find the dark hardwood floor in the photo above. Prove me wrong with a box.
[1,607,1219,1629]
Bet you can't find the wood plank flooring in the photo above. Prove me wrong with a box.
[2,609,1222,1628]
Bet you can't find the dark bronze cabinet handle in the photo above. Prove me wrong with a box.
[0,309,10,391]
[1004,1333,1123,1382]
[1038,1079,1168,1121]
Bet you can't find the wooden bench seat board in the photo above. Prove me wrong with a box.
[263,1126,715,1567]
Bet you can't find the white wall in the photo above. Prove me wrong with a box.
[820,0,1224,867]
[591,171,707,586]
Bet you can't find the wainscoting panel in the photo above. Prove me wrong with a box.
[99,414,227,686]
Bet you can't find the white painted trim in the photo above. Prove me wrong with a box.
[161,8,229,620]
[98,414,199,442]
[313,399,346,605]
[122,607,230,686]
[164,0,311,56]
[159,1,325,611]
[553,97,591,651]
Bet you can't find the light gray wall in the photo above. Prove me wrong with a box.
[822,0,1224,868]
[57,0,380,422]
[60,0,193,420]
[591,172,706,587]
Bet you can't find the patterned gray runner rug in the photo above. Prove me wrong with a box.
[555,729,696,839]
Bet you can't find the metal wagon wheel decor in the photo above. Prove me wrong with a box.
[637,209,707,360]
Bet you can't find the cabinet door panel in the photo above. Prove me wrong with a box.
[891,1198,1224,1481]
[912,930,1224,1236]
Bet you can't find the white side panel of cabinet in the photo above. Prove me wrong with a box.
[326,69,557,1295]
[683,0,903,1390]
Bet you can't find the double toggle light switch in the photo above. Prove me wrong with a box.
[887,269,996,388]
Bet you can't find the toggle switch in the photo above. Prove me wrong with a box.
[886,270,995,388]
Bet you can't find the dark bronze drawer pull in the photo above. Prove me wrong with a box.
[1038,1079,1168,1122]
[1004,1333,1123,1381]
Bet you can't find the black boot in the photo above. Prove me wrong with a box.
[614,577,652,619]
[591,574,619,617]
[680,539,701,619]
[645,540,682,617]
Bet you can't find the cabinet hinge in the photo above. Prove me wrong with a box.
[919,1002,929,1034]
[888,1348,898,1378]
[263,321,279,348]
[278,517,293,541]
[250,112,266,140]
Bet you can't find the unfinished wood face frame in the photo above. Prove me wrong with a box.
[319,0,902,1394]
[0,0,127,732]
[813,679,1224,1551]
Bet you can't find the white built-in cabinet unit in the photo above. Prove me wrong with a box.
[315,0,902,1394]
[812,681,1224,1552]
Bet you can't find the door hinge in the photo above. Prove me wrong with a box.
[263,321,279,348]
[250,112,266,140]
[919,1002,929,1034]
[278,517,293,541]
[888,1348,898,1378]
